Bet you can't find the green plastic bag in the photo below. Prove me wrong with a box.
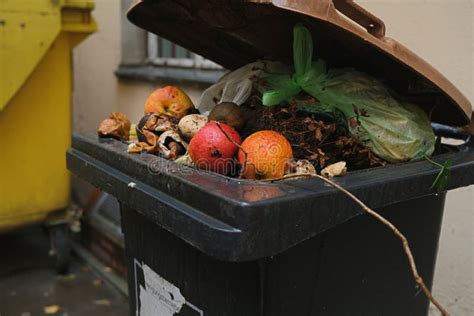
[261,24,435,162]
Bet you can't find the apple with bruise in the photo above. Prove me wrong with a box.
[144,86,194,118]
[188,122,241,175]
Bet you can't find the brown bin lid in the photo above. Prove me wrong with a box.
[128,0,472,126]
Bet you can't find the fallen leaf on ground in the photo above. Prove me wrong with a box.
[43,305,60,314]
[93,299,111,306]
[57,274,76,282]
[93,278,104,287]
[103,267,112,273]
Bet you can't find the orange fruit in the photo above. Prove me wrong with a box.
[144,86,194,118]
[238,130,293,180]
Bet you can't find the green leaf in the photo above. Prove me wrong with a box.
[427,158,452,193]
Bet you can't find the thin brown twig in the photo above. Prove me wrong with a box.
[316,132,331,147]
[312,174,449,316]
[215,122,248,178]
[260,173,314,182]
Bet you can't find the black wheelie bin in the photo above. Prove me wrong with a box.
[67,1,474,315]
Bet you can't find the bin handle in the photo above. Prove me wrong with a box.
[431,123,473,148]
[332,0,386,38]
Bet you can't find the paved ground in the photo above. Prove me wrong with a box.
[0,188,470,316]
[428,186,474,316]
[0,227,129,316]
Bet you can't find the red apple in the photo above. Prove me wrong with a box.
[188,122,241,175]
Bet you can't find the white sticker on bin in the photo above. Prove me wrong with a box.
[135,260,203,316]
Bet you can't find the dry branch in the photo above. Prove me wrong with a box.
[215,122,248,178]
[312,174,449,316]
[261,173,314,182]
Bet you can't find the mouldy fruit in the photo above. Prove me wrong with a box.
[157,131,188,160]
[188,122,241,175]
[238,130,293,180]
[208,102,246,131]
[136,113,178,143]
[178,114,208,141]
[144,86,194,118]
[128,113,180,155]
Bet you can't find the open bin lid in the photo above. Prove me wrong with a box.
[127,0,472,127]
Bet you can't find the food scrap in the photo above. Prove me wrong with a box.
[97,112,131,141]
[178,114,208,141]
[127,112,187,160]
[238,130,293,180]
[208,102,246,131]
[97,23,440,181]
[321,161,347,178]
[144,86,194,118]
[188,122,241,175]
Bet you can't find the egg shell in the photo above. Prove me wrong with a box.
[178,114,208,140]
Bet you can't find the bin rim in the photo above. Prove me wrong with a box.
[127,0,471,127]
[67,133,474,261]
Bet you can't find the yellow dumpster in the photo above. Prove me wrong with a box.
[0,1,96,234]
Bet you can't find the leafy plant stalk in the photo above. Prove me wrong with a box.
[425,156,452,193]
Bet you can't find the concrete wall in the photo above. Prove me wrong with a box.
[72,0,206,133]
[358,3,473,314]
[73,0,119,133]
[72,1,473,315]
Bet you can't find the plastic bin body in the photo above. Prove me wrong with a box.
[0,1,95,232]
[69,1,473,314]
[121,194,445,316]
[67,134,474,316]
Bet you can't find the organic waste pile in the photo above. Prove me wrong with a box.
[242,99,386,171]
[97,24,437,181]
[96,24,456,315]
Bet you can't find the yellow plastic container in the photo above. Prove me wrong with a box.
[0,0,96,232]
